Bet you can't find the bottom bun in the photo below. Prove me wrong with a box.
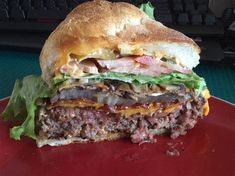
[36,132,126,147]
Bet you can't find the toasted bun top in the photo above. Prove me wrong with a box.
[40,0,200,83]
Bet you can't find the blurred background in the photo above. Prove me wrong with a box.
[0,0,235,103]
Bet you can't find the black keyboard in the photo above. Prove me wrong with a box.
[0,0,225,62]
[153,0,224,36]
[0,0,79,32]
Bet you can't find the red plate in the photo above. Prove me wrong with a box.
[0,97,234,176]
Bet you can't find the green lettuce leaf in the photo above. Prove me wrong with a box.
[1,75,52,140]
[139,2,155,20]
[52,72,206,94]
[80,72,206,94]
[51,74,70,87]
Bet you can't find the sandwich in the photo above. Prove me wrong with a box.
[1,0,210,147]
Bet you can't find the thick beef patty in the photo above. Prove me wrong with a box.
[37,94,205,144]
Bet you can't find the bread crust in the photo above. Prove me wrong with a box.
[40,0,200,83]
[36,132,127,147]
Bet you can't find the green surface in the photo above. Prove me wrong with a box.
[0,50,235,104]
[194,64,235,104]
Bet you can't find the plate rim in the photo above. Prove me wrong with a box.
[0,96,10,102]
[211,95,235,106]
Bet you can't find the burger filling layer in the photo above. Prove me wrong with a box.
[37,81,206,144]
[2,56,209,146]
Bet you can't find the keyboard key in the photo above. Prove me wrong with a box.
[9,0,19,7]
[205,13,216,25]
[189,10,200,15]
[27,9,66,20]
[56,0,68,9]
[44,0,56,9]
[21,0,32,11]
[155,3,171,14]
[156,9,171,14]
[177,13,189,24]
[173,0,181,3]
[67,0,79,8]
[195,0,204,4]
[191,14,202,25]
[185,3,195,12]
[10,6,25,20]
[0,9,9,21]
[32,0,44,9]
[197,4,207,13]
[173,3,183,12]
[156,3,170,9]
[156,14,173,24]
[183,0,193,4]
[0,3,8,10]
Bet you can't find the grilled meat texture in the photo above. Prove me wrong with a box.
[37,93,205,144]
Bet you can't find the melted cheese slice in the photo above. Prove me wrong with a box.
[48,99,104,109]
[202,88,210,116]
[48,99,181,117]
[117,104,160,117]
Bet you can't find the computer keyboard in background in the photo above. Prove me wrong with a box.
[153,0,224,36]
[0,0,225,62]
[0,0,79,32]
[152,0,224,62]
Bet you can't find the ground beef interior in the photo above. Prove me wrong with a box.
[37,95,205,144]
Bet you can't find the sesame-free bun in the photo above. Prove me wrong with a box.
[40,0,200,83]
[36,132,126,147]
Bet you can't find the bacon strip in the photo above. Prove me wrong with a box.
[78,60,99,74]
[96,56,191,76]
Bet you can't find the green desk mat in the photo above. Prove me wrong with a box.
[1,50,235,104]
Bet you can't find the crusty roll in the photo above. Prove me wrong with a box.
[40,0,200,84]
[37,131,126,147]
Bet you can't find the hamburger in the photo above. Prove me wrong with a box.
[2,0,210,147]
